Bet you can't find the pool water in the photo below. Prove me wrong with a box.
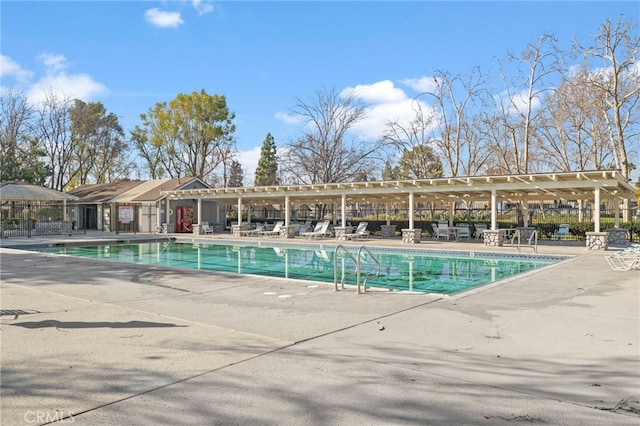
[31,241,567,294]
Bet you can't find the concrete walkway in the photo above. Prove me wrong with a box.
[1,232,638,425]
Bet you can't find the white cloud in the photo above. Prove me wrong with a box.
[238,145,261,186]
[38,52,67,73]
[275,78,440,142]
[340,80,406,103]
[274,111,304,125]
[27,72,107,106]
[496,89,541,116]
[345,80,437,140]
[145,8,184,28]
[0,55,34,83]
[400,76,439,93]
[1,54,106,106]
[192,0,214,15]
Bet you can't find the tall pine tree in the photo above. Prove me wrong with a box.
[254,133,278,186]
[228,160,244,187]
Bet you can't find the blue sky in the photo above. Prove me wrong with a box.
[2,1,638,183]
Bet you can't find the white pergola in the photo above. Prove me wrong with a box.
[163,170,637,233]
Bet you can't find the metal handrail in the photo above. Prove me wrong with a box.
[333,244,358,291]
[356,246,381,294]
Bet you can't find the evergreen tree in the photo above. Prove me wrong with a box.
[254,132,278,186]
[228,160,244,187]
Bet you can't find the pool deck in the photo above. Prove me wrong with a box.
[1,232,638,425]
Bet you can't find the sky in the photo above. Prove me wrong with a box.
[2,1,638,184]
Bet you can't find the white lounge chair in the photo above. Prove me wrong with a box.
[238,224,264,237]
[344,222,369,240]
[301,221,331,239]
[606,246,640,271]
[260,221,284,237]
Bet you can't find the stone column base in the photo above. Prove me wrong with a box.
[607,228,628,246]
[381,225,397,238]
[586,232,608,250]
[402,228,421,244]
[483,230,502,246]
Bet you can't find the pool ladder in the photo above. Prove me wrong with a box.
[333,245,381,294]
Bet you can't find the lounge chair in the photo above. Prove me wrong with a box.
[606,247,640,271]
[238,224,264,237]
[344,222,369,240]
[260,221,284,237]
[301,221,331,239]
[554,224,570,239]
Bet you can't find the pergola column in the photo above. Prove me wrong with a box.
[594,187,601,233]
[490,189,497,230]
[401,191,420,243]
[197,198,202,223]
[284,194,290,226]
[341,193,346,227]
[409,191,414,229]
[385,202,391,225]
[237,197,242,224]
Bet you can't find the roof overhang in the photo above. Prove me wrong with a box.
[161,170,637,205]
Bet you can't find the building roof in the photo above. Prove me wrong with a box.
[68,181,144,203]
[131,177,208,202]
[69,178,209,204]
[163,170,637,205]
[0,182,79,202]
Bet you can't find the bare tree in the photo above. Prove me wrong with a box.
[496,33,562,174]
[280,87,383,184]
[538,63,611,172]
[575,17,640,179]
[34,91,75,191]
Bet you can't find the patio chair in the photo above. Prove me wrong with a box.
[474,223,487,240]
[435,222,451,240]
[455,223,470,239]
[344,222,369,240]
[430,223,450,240]
[260,221,284,237]
[554,224,570,240]
[301,220,331,239]
[201,222,214,234]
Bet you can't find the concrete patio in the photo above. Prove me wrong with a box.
[1,232,638,425]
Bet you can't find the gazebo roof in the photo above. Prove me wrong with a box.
[163,170,636,205]
[0,182,79,202]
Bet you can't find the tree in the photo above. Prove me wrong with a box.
[380,160,399,181]
[135,90,237,183]
[254,132,278,186]
[280,87,384,184]
[495,33,561,174]
[130,125,165,179]
[34,91,75,191]
[575,17,640,179]
[228,160,244,187]
[396,144,444,179]
[538,64,611,172]
[69,100,130,184]
[0,89,49,184]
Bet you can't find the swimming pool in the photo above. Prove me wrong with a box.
[27,240,569,295]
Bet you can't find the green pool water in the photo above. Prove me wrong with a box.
[30,241,568,294]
